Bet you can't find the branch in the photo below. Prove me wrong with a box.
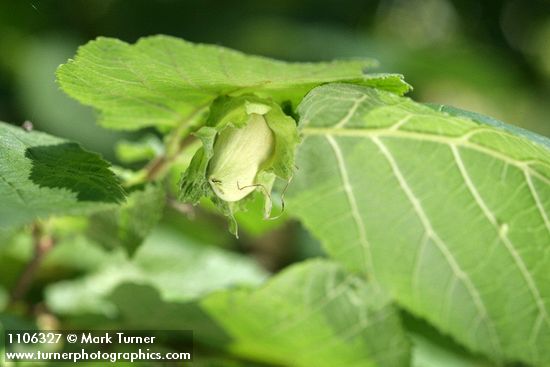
[123,105,207,188]
[8,223,55,306]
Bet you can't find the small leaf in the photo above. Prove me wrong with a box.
[86,184,166,255]
[0,121,125,228]
[57,35,410,131]
[288,83,550,365]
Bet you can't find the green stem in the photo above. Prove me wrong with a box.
[165,104,210,158]
[123,104,209,187]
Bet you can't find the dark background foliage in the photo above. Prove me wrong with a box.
[1,0,549,159]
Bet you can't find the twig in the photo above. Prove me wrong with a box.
[124,105,207,187]
[8,223,55,307]
[144,156,168,181]
[165,103,209,158]
[144,133,196,182]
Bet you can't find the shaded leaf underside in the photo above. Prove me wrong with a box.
[288,84,550,365]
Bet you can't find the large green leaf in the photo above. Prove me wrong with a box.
[0,122,125,228]
[57,35,410,130]
[288,84,550,365]
[202,259,411,367]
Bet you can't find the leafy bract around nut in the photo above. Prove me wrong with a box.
[180,95,299,235]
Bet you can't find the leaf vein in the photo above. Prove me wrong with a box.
[325,135,374,278]
[302,127,550,185]
[372,136,503,355]
[452,144,549,346]
[333,95,367,129]
[525,172,550,236]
